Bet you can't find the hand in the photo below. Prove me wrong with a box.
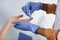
[13,21,39,33]
[22,2,43,18]
[5,15,23,27]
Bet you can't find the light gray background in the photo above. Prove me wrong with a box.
[0,0,58,40]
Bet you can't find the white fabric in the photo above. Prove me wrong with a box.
[54,0,60,30]
[58,31,60,40]
[30,10,55,29]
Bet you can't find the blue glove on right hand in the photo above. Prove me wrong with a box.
[22,2,43,18]
[13,21,40,33]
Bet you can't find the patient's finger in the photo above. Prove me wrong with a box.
[15,15,23,18]
[25,18,33,22]
[17,18,33,22]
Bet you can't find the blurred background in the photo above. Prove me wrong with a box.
[0,0,58,40]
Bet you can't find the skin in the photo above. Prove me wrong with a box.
[42,4,56,14]
[0,15,32,40]
[36,28,59,40]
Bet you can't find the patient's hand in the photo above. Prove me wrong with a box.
[5,15,23,27]
[5,14,33,27]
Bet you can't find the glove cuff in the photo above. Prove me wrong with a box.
[39,2,43,9]
[30,24,40,33]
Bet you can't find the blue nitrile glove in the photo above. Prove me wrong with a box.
[13,21,40,33]
[22,2,43,18]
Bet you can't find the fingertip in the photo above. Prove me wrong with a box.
[16,15,23,18]
[29,18,33,20]
[26,18,33,22]
[19,15,23,17]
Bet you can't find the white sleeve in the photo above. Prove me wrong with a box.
[58,31,60,40]
[54,0,60,30]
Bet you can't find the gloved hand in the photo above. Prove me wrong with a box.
[22,2,43,18]
[12,21,40,33]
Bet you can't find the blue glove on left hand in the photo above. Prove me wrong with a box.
[12,21,40,33]
[22,2,43,18]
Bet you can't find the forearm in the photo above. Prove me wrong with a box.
[35,28,46,36]
[0,15,23,40]
[0,22,13,40]
[36,28,59,40]
[41,4,56,15]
